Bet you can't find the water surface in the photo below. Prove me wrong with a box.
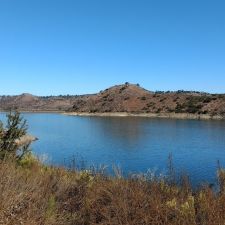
[1,113,225,185]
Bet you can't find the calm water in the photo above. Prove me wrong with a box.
[1,113,225,185]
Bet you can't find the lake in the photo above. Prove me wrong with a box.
[1,112,225,185]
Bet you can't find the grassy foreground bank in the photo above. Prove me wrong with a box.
[1,159,225,225]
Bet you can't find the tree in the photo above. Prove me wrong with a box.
[0,111,30,161]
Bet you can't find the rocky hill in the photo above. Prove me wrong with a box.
[70,83,225,118]
[1,83,225,118]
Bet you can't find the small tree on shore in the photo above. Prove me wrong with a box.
[0,111,30,161]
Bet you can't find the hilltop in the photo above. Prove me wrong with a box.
[69,83,225,118]
[1,83,225,118]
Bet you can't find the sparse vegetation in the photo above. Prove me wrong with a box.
[174,96,214,114]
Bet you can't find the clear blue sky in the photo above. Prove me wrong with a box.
[0,0,225,95]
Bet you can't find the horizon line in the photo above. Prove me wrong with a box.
[0,83,224,96]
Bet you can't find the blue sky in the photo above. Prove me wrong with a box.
[0,0,225,95]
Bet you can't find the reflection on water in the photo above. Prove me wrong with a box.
[0,112,225,185]
[91,117,148,147]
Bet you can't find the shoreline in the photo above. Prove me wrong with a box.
[1,110,224,120]
[64,112,224,120]
[0,110,62,113]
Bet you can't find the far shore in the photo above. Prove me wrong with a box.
[64,112,224,120]
[1,110,224,120]
[0,110,61,113]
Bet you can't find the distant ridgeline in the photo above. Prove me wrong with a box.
[0,83,225,118]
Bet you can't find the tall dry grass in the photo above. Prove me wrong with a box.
[0,159,225,225]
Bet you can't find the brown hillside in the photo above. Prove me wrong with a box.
[0,94,78,111]
[70,83,225,117]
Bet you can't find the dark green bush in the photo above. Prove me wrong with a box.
[0,111,30,161]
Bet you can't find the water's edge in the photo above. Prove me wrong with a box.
[64,112,224,120]
[1,110,224,120]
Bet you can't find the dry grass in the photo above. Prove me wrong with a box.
[0,159,225,225]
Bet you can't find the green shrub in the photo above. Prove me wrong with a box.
[0,111,31,161]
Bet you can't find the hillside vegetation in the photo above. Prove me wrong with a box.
[1,83,225,118]
[70,83,225,117]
